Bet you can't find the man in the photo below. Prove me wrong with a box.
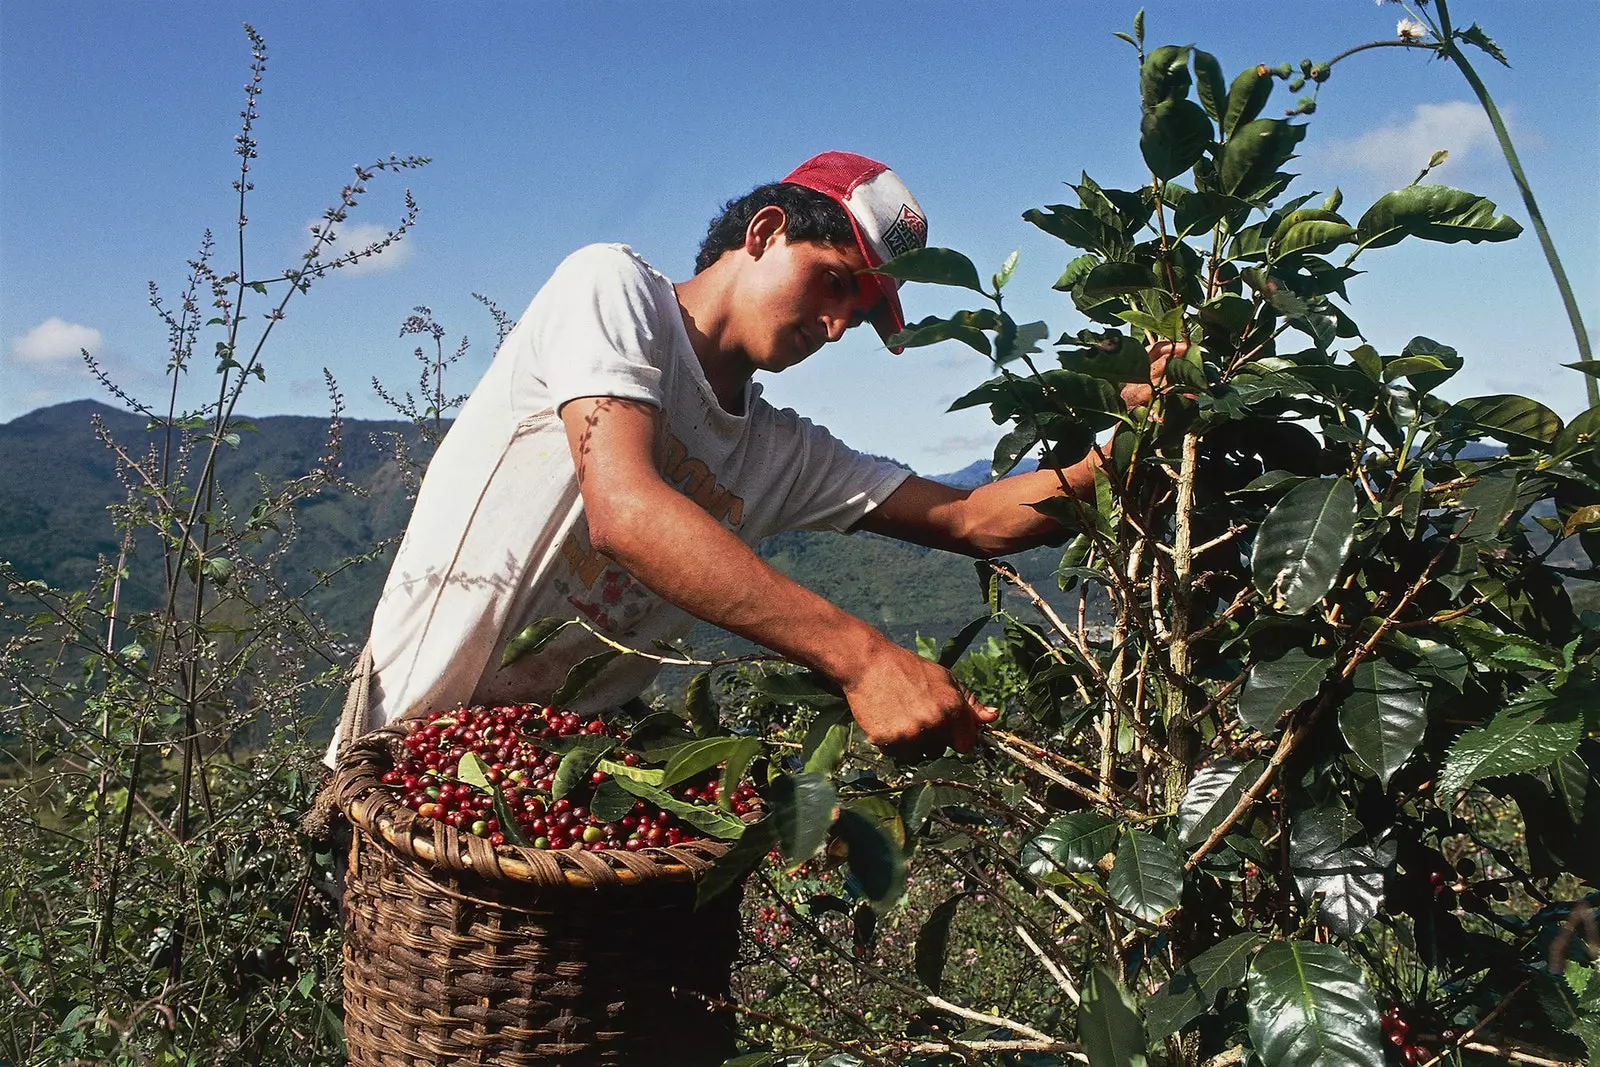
[328,151,1113,766]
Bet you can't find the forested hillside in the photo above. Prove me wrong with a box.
[0,400,1084,685]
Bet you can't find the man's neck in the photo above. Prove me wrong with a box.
[674,270,754,415]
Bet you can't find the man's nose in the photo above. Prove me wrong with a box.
[824,314,848,343]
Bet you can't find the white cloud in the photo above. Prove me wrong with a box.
[1316,100,1505,186]
[305,220,415,277]
[928,432,997,456]
[10,317,103,365]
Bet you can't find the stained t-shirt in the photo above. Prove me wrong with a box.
[327,244,909,761]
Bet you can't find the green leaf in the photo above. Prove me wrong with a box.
[611,773,748,838]
[937,615,991,669]
[757,670,845,707]
[596,757,666,786]
[1027,205,1120,254]
[993,421,1040,479]
[1082,261,1165,298]
[696,818,778,909]
[1246,941,1383,1067]
[684,671,723,737]
[552,736,616,800]
[1021,812,1119,877]
[1108,830,1183,922]
[1270,209,1356,260]
[1080,965,1149,1067]
[1444,394,1561,449]
[1288,806,1391,937]
[1059,332,1153,384]
[552,650,621,705]
[914,892,969,993]
[1338,660,1429,789]
[801,706,852,776]
[1178,758,1264,847]
[1383,336,1461,392]
[1439,700,1584,796]
[1239,650,1332,733]
[590,778,634,822]
[900,781,972,837]
[1192,50,1227,123]
[1220,119,1307,201]
[993,248,1021,291]
[662,736,760,788]
[501,616,573,667]
[1457,470,1520,542]
[458,752,531,847]
[770,771,838,863]
[1140,44,1192,108]
[888,311,997,356]
[1141,98,1213,181]
[1223,65,1275,138]
[835,808,906,908]
[1355,186,1522,249]
[1457,23,1510,67]
[1251,478,1357,614]
[1145,932,1266,1039]
[870,247,986,293]
[719,738,762,810]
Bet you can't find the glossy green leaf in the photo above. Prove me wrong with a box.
[1439,701,1584,796]
[769,771,838,863]
[696,818,778,908]
[1145,932,1266,1038]
[684,670,724,737]
[611,773,747,839]
[900,781,971,838]
[1109,830,1183,922]
[1082,261,1165,299]
[552,735,616,800]
[1338,660,1429,789]
[869,246,985,293]
[1383,336,1461,392]
[757,671,844,706]
[1239,650,1333,733]
[552,650,621,705]
[887,311,997,356]
[1246,941,1383,1067]
[1028,205,1120,254]
[1221,119,1306,202]
[1192,49,1227,123]
[1021,811,1119,877]
[1080,965,1149,1067]
[662,735,760,788]
[993,248,1020,291]
[1251,477,1357,614]
[1059,332,1152,384]
[1142,98,1213,180]
[1179,758,1264,846]
[1550,742,1597,827]
[1287,806,1391,937]
[1458,471,1520,542]
[1270,209,1356,259]
[1457,22,1509,66]
[801,706,852,776]
[1355,186,1522,249]
[1223,65,1274,137]
[590,778,635,823]
[501,616,573,667]
[835,808,906,907]
[913,892,969,993]
[937,614,990,669]
[1140,44,1191,108]
[1444,394,1561,449]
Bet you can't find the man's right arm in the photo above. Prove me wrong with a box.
[560,393,996,756]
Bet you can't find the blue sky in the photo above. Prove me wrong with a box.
[3,1,1596,474]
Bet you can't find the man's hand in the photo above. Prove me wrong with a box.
[1119,339,1184,410]
[838,639,999,760]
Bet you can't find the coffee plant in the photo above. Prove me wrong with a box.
[694,5,1600,1066]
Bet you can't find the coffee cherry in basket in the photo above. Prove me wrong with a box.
[384,704,758,852]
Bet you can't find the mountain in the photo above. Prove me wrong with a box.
[0,402,1085,688]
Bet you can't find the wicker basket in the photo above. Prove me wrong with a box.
[331,659,745,1065]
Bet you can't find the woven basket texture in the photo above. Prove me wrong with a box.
[336,720,743,1066]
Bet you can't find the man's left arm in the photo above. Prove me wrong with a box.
[853,456,1100,558]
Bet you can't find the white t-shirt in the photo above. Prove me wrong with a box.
[328,244,909,761]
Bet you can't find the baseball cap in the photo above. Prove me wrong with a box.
[781,151,928,353]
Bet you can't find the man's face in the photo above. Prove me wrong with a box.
[736,232,882,372]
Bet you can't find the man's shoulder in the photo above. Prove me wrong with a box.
[553,243,671,290]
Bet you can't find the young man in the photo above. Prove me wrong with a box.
[329,151,1109,766]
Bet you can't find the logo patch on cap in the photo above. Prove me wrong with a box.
[881,204,928,258]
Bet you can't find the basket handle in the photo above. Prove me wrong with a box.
[334,643,376,766]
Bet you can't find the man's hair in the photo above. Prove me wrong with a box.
[693,183,856,274]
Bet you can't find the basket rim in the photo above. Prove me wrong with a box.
[335,718,752,890]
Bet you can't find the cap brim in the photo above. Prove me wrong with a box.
[866,272,907,354]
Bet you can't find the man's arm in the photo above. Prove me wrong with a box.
[857,341,1176,556]
[561,394,996,755]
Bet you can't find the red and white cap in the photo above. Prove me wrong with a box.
[781,151,928,352]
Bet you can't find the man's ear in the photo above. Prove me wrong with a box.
[743,205,788,259]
